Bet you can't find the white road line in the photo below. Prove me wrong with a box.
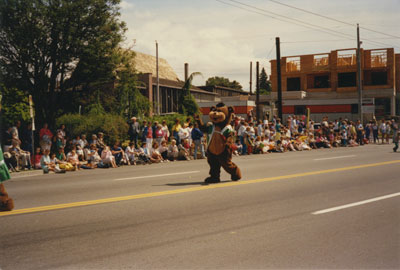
[314,155,356,161]
[312,192,400,215]
[10,173,43,179]
[114,171,200,181]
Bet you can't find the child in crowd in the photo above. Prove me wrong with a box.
[167,139,179,161]
[178,139,191,160]
[33,147,42,169]
[125,142,136,165]
[67,147,81,170]
[150,142,163,163]
[101,146,118,168]
[158,141,169,161]
[136,142,151,164]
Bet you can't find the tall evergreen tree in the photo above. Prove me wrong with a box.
[259,67,271,94]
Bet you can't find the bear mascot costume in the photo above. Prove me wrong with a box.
[195,102,242,183]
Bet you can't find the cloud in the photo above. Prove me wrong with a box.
[120,0,400,91]
[120,0,134,10]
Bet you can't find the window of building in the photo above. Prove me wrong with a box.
[286,56,301,72]
[314,75,330,88]
[294,105,306,115]
[287,77,301,91]
[364,70,388,86]
[338,72,356,87]
[371,71,387,85]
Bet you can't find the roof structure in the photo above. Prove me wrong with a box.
[134,51,180,82]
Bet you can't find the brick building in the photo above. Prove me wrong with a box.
[270,48,399,122]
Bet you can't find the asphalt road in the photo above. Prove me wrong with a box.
[1,144,399,269]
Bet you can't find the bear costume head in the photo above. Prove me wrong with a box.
[209,103,234,128]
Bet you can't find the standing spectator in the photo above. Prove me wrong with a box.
[237,121,247,155]
[161,120,170,142]
[372,121,379,144]
[39,123,53,152]
[2,127,14,152]
[178,123,190,145]
[154,124,164,146]
[145,121,153,151]
[172,119,182,145]
[56,124,67,146]
[379,120,386,144]
[385,121,391,144]
[257,120,264,137]
[187,123,194,146]
[191,123,205,159]
[128,117,140,148]
[141,120,148,142]
[393,129,399,152]
[21,123,33,154]
[356,120,364,145]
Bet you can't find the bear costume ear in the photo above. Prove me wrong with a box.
[210,106,216,111]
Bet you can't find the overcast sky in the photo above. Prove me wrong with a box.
[120,0,400,91]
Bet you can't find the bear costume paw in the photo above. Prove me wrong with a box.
[204,177,220,184]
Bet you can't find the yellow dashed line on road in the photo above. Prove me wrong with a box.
[1,160,399,217]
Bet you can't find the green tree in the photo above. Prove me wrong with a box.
[0,0,126,126]
[178,72,201,115]
[259,67,271,94]
[206,76,243,90]
[0,84,30,127]
[113,49,150,118]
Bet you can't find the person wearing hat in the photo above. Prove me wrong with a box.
[128,116,140,148]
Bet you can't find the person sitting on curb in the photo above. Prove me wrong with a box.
[40,149,64,173]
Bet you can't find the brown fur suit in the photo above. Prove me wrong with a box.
[0,183,14,211]
[195,103,242,183]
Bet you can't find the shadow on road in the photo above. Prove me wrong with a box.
[156,180,232,187]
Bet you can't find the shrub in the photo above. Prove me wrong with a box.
[56,111,128,145]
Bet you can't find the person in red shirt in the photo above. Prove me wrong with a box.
[39,123,53,151]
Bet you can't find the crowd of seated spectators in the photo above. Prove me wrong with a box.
[1,115,398,174]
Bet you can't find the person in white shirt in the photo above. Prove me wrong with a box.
[257,120,264,137]
[178,123,190,144]
[125,142,136,165]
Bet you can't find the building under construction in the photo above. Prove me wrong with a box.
[269,48,400,122]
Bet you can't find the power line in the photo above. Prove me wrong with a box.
[224,0,356,40]
[219,0,400,49]
[268,0,400,39]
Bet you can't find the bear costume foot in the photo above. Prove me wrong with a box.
[0,183,14,211]
[231,175,241,181]
[204,177,220,184]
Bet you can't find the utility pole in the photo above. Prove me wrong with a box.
[156,41,160,115]
[356,24,363,123]
[184,63,189,81]
[276,37,283,120]
[256,61,260,122]
[249,61,253,94]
